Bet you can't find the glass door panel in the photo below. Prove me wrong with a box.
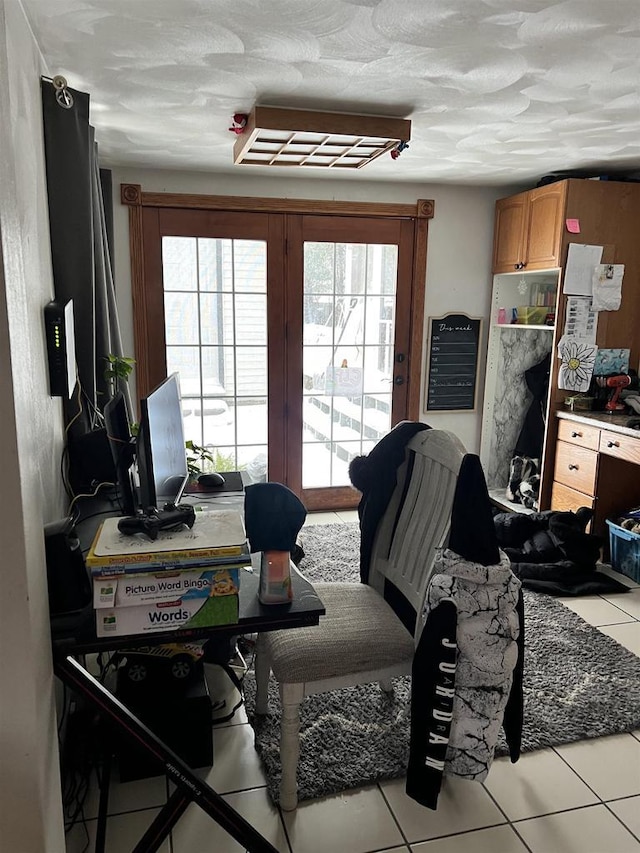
[162,236,268,481]
[302,241,398,489]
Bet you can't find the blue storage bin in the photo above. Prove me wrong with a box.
[606,520,640,583]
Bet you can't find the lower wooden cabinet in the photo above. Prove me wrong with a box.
[549,415,640,540]
[553,440,598,495]
[550,481,595,515]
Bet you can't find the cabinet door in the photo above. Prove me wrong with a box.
[551,481,595,515]
[492,192,528,273]
[523,183,566,270]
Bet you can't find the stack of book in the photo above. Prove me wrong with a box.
[88,510,250,637]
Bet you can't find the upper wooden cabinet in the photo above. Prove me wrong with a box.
[492,182,567,273]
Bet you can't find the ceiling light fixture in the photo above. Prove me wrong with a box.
[233,105,411,170]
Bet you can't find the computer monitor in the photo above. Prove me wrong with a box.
[137,373,189,510]
[103,391,137,516]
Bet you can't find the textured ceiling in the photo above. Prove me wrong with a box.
[23,0,640,185]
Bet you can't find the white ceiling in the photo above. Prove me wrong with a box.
[23,0,640,186]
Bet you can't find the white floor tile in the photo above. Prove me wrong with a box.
[555,734,640,801]
[608,796,640,839]
[302,512,342,526]
[281,785,404,853]
[483,750,598,821]
[66,808,170,853]
[172,788,289,853]
[602,589,640,620]
[196,723,267,794]
[598,621,640,656]
[335,510,359,524]
[381,776,506,843]
[411,824,529,853]
[558,595,636,626]
[515,804,640,853]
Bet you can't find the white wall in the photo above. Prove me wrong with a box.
[111,167,510,452]
[0,2,66,850]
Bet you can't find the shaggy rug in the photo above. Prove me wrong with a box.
[244,522,640,804]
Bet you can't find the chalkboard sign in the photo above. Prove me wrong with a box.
[425,314,482,412]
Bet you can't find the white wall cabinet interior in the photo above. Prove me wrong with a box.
[480,269,559,510]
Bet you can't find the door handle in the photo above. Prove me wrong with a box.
[568,463,578,470]
[394,376,404,386]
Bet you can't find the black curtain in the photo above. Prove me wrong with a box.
[41,79,132,429]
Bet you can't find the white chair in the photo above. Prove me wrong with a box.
[254,429,466,810]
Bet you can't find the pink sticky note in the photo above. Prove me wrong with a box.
[566,218,580,233]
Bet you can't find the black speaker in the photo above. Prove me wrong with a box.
[115,670,213,782]
[44,517,91,620]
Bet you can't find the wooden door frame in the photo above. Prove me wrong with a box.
[121,185,433,501]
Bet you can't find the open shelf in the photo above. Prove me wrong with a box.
[492,324,555,331]
[489,487,536,515]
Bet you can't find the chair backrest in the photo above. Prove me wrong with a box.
[367,429,466,624]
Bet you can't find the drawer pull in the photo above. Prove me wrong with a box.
[571,431,582,438]
[568,464,579,470]
[607,440,620,448]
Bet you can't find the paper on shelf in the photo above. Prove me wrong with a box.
[563,296,598,342]
[94,510,246,556]
[563,243,603,296]
[591,264,624,311]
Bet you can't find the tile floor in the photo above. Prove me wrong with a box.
[66,511,640,853]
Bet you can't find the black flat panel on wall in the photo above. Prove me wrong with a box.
[425,314,482,412]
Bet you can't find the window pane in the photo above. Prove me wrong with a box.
[233,242,267,293]
[162,237,197,291]
[236,348,267,396]
[167,347,201,397]
[302,239,397,492]
[165,292,199,344]
[163,237,269,477]
[200,293,232,346]
[235,294,267,345]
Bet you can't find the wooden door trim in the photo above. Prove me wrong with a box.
[407,216,428,419]
[122,183,434,220]
[266,214,288,486]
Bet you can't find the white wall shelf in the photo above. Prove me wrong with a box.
[481,269,561,505]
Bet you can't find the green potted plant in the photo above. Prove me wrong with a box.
[103,354,136,398]
[185,440,216,479]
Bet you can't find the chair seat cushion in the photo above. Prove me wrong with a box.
[262,582,414,684]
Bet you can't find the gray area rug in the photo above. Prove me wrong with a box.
[244,522,640,804]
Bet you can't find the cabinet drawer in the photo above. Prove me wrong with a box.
[550,481,595,516]
[557,419,600,450]
[553,440,598,494]
[599,430,640,465]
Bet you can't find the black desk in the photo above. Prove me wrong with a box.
[53,502,325,853]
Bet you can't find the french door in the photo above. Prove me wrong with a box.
[125,190,431,510]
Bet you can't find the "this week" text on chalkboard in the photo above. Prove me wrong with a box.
[425,313,482,412]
